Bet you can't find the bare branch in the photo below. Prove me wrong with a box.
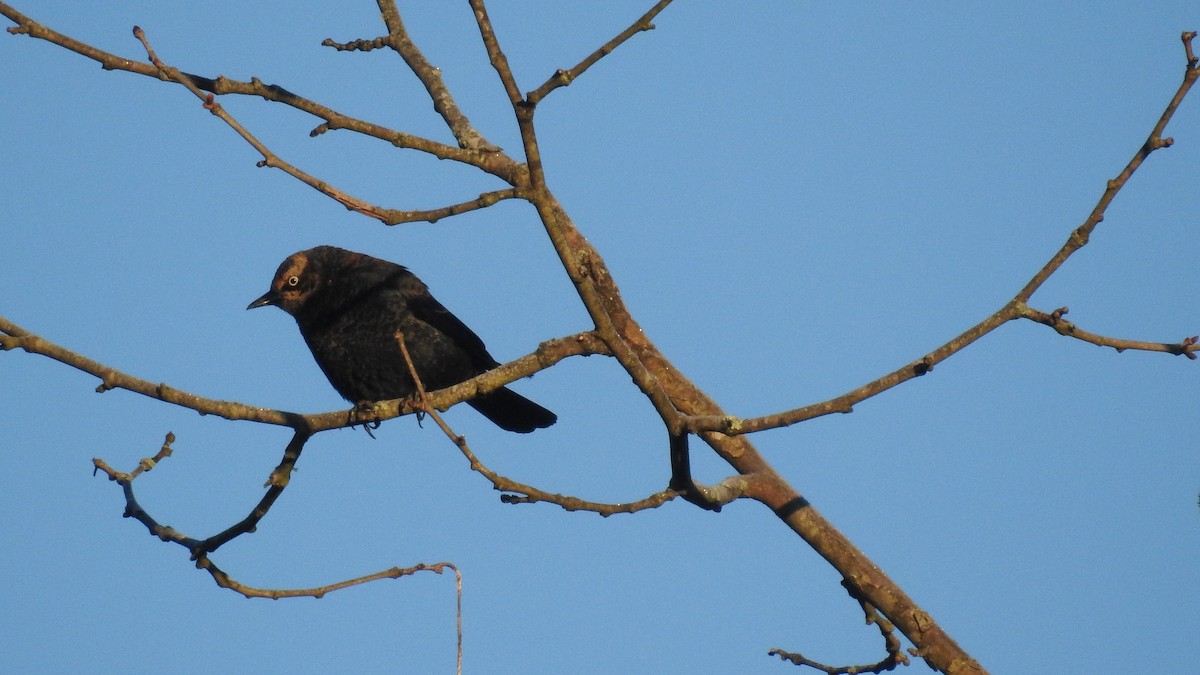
[375,189,522,225]
[1,316,305,426]
[578,258,685,432]
[199,554,462,600]
[526,0,674,106]
[684,305,1017,436]
[91,428,466,667]
[1,8,467,156]
[321,35,389,52]
[1018,305,1199,358]
[770,578,910,672]
[203,430,310,554]
[0,316,605,432]
[1,2,530,206]
[456,419,685,516]
[467,0,523,107]
[201,74,495,171]
[683,38,1200,438]
[192,552,465,673]
[338,330,610,428]
[370,0,499,152]
[94,430,311,556]
[1014,32,1199,303]
[393,329,682,515]
[130,26,464,225]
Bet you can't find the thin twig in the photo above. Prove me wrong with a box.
[467,0,523,106]
[196,553,459,600]
[198,429,311,555]
[1015,32,1199,303]
[682,307,1015,436]
[526,0,675,105]
[1018,305,1199,359]
[190,553,464,673]
[130,26,424,224]
[377,189,521,225]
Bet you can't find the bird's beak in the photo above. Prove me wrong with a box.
[246,290,278,310]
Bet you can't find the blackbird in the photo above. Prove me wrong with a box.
[247,245,556,433]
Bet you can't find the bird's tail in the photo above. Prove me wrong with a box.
[468,387,557,433]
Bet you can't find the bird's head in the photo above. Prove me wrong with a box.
[247,250,321,316]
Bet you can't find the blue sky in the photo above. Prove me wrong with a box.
[2,2,1198,673]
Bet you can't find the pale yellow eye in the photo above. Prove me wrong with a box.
[287,275,300,287]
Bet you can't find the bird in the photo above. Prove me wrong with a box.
[247,245,556,433]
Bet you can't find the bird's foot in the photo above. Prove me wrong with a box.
[350,401,384,438]
[399,395,428,428]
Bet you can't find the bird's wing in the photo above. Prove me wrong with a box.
[406,289,501,371]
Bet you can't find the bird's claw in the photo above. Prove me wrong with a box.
[350,401,384,438]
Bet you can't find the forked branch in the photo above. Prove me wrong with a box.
[92,431,462,609]
[681,34,1199,438]
[394,329,689,515]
